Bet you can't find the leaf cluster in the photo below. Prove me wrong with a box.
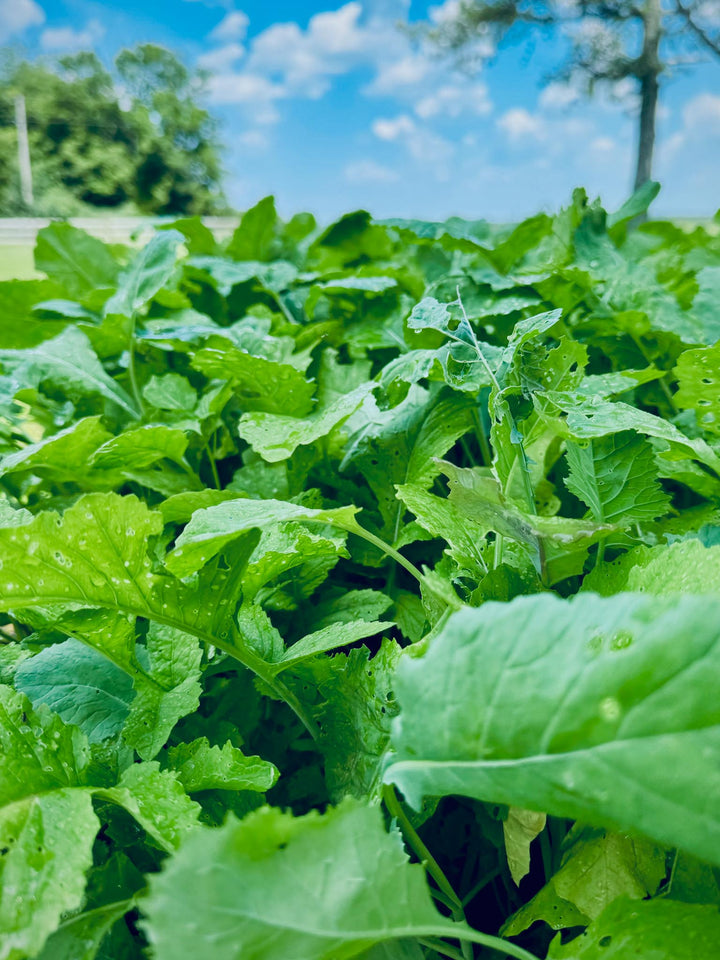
[1,186,719,959]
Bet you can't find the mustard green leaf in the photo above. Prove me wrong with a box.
[547,897,720,959]
[386,593,720,865]
[564,431,671,525]
[165,737,278,793]
[142,800,530,960]
[34,223,119,299]
[14,638,134,743]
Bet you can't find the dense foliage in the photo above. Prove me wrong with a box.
[0,186,719,960]
[0,46,226,217]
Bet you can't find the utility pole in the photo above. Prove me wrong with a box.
[14,94,34,209]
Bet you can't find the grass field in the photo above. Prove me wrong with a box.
[0,246,39,281]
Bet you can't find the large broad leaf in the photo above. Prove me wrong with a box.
[0,492,236,649]
[547,897,720,959]
[14,638,134,743]
[142,800,535,960]
[0,327,138,419]
[564,431,670,525]
[385,592,720,865]
[34,224,119,299]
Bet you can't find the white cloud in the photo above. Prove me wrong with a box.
[246,2,384,98]
[40,19,105,51]
[367,54,432,95]
[662,91,720,158]
[209,10,249,42]
[429,0,462,24]
[683,92,720,132]
[206,72,284,123]
[497,108,546,141]
[373,114,415,141]
[236,129,270,151]
[197,42,245,72]
[0,0,44,42]
[372,113,454,178]
[539,82,580,111]
[344,159,400,183]
[589,136,616,154]
[415,83,491,119]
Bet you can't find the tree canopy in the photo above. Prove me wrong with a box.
[0,44,227,216]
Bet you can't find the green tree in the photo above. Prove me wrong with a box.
[414,0,720,192]
[0,45,227,216]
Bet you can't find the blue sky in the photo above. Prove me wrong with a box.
[2,0,719,222]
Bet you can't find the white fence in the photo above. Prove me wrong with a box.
[0,216,241,246]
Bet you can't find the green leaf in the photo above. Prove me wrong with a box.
[276,619,394,672]
[504,829,665,935]
[14,638,134,743]
[542,392,720,475]
[441,463,611,583]
[345,389,475,538]
[34,224,119,299]
[503,807,547,886]
[386,592,720,865]
[226,196,279,262]
[191,337,314,416]
[583,540,720,596]
[165,737,278,793]
[0,789,100,960]
[564,432,670,525]
[0,327,139,418]
[105,230,183,316]
[89,424,190,471]
[237,383,373,462]
[547,897,720,959]
[0,417,112,480]
[0,685,90,802]
[673,344,720,435]
[166,498,360,578]
[33,899,135,960]
[309,638,403,802]
[143,373,197,412]
[124,623,202,760]
[142,800,524,960]
[98,762,200,852]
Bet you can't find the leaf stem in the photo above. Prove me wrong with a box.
[384,784,473,959]
[127,314,144,418]
[417,938,466,960]
[471,406,492,467]
[204,439,221,490]
[383,784,465,917]
[342,520,462,611]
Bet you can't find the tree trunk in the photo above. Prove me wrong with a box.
[634,0,662,193]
